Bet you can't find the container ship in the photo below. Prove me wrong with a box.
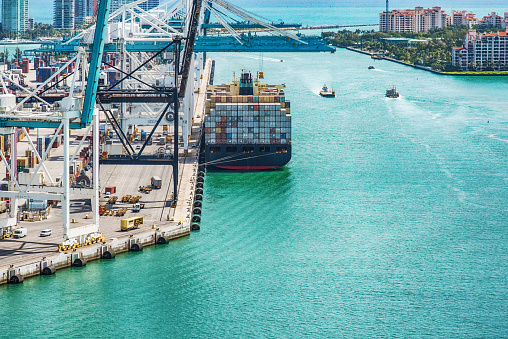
[204,72,291,170]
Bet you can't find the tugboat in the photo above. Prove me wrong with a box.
[319,85,335,97]
[368,66,375,70]
[386,85,399,98]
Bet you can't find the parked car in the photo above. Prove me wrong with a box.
[40,229,52,237]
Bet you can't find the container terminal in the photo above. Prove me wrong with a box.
[0,0,333,285]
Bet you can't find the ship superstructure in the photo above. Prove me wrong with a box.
[204,72,291,170]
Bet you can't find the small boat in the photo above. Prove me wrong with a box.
[368,66,375,70]
[319,85,335,97]
[386,86,399,98]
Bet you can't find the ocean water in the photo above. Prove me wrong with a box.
[2,2,508,338]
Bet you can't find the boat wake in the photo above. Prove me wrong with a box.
[488,134,508,144]
[241,55,283,63]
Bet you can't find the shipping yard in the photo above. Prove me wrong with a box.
[0,0,332,285]
[0,56,212,283]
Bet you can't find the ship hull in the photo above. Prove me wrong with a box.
[205,144,291,170]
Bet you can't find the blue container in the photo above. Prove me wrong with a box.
[253,96,259,103]
[141,131,147,140]
[285,101,290,108]
[45,137,51,146]
[29,200,47,210]
[227,133,232,138]
[281,133,286,139]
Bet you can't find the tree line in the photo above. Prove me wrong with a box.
[323,26,506,72]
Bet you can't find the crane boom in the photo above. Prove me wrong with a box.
[81,0,112,126]
[178,0,202,98]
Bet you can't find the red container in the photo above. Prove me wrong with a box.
[221,116,227,122]
[226,96,232,103]
[215,96,221,103]
[105,186,116,194]
[247,96,253,103]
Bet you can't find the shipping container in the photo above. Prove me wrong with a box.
[105,186,116,194]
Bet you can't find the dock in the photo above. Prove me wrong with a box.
[0,59,212,285]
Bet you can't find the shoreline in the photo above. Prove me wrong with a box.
[345,47,508,77]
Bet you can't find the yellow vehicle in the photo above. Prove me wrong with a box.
[129,196,141,203]
[107,196,118,204]
[120,216,143,231]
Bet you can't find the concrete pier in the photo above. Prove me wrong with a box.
[0,59,212,285]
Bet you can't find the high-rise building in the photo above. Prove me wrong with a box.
[379,6,449,33]
[452,29,508,70]
[111,0,159,13]
[75,0,98,26]
[2,0,29,33]
[451,10,477,27]
[75,0,87,26]
[54,0,75,29]
[478,12,508,28]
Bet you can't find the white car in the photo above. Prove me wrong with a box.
[40,229,52,237]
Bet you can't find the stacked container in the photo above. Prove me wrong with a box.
[36,67,59,83]
[16,157,28,172]
[21,58,29,73]
[204,89,291,145]
[204,101,291,145]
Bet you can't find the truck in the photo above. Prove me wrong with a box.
[13,227,27,238]
[151,176,162,189]
[132,202,145,212]
[121,216,143,231]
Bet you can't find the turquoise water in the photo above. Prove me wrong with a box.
[3,1,508,335]
[1,48,507,337]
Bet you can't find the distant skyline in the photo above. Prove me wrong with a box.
[2,0,506,25]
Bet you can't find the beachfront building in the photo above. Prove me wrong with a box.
[478,12,508,29]
[111,0,159,13]
[452,29,508,70]
[451,10,477,28]
[1,0,29,33]
[380,7,449,33]
[54,0,98,29]
[54,0,75,29]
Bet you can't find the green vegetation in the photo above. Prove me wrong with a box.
[323,26,507,72]
[0,23,75,40]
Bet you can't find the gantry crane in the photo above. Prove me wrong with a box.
[0,0,111,241]
[0,0,335,240]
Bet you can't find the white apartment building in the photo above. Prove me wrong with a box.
[380,6,449,33]
[451,10,477,27]
[452,29,508,70]
[478,12,508,29]
[2,0,29,33]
